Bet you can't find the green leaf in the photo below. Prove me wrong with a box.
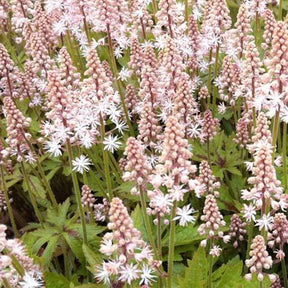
[177,247,207,288]
[63,233,85,263]
[46,198,71,227]
[23,175,46,199]
[215,260,243,288]
[226,167,242,176]
[82,244,102,267]
[44,272,70,288]
[42,235,60,265]
[131,204,148,241]
[163,224,203,247]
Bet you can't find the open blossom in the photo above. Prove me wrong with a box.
[255,213,274,231]
[103,135,121,153]
[209,245,222,257]
[72,155,92,174]
[19,272,44,288]
[173,204,196,226]
[242,203,257,222]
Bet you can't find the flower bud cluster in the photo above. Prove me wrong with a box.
[229,214,247,248]
[245,235,275,282]
[96,197,157,286]
[268,213,288,260]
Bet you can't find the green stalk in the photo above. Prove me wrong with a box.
[272,110,280,160]
[81,10,91,44]
[283,123,287,190]
[106,26,135,136]
[36,160,58,209]
[252,107,257,130]
[184,0,189,22]
[109,153,122,183]
[20,161,43,224]
[212,45,220,108]
[65,31,78,67]
[207,139,211,165]
[23,137,58,210]
[66,141,88,245]
[152,0,158,21]
[244,222,253,274]
[207,238,214,288]
[61,241,71,280]
[100,117,113,201]
[0,166,18,236]
[139,187,157,255]
[279,0,283,20]
[157,214,162,258]
[254,13,260,45]
[207,49,213,108]
[10,253,25,276]
[282,257,288,288]
[167,201,177,288]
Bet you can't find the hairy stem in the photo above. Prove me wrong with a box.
[139,187,157,255]
[23,136,58,210]
[168,201,177,288]
[0,166,18,236]
[207,49,213,108]
[184,0,189,22]
[100,117,113,201]
[283,123,287,190]
[207,239,214,288]
[20,162,43,224]
[272,110,280,160]
[244,222,253,274]
[282,257,288,288]
[106,26,134,136]
[66,141,88,245]
[212,45,220,108]
[279,0,283,20]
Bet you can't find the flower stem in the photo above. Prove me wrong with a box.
[36,159,58,209]
[139,187,157,255]
[100,117,113,201]
[244,222,253,274]
[282,257,288,288]
[66,141,88,245]
[167,201,177,288]
[152,0,158,21]
[207,49,213,108]
[23,136,58,210]
[207,139,211,165]
[207,239,214,288]
[212,45,220,108]
[61,241,71,280]
[20,161,43,224]
[283,123,287,190]
[272,110,280,160]
[0,166,18,237]
[184,0,189,22]
[279,0,283,20]
[157,214,162,259]
[106,26,134,136]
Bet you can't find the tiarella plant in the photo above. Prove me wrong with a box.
[1,0,288,288]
